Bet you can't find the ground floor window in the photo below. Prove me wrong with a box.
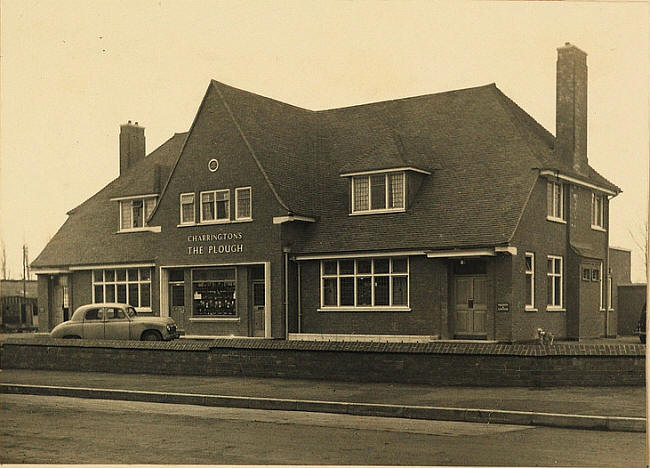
[546,256,563,309]
[92,267,151,309]
[525,252,535,309]
[321,257,408,309]
[192,267,236,316]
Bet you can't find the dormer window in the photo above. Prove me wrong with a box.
[119,196,156,231]
[351,171,405,214]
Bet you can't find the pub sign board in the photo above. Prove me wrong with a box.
[496,302,509,313]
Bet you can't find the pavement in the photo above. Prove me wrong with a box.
[1,368,646,433]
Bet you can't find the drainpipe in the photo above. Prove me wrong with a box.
[297,261,302,333]
[283,247,290,339]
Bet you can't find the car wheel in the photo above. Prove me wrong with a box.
[63,335,81,339]
[141,330,162,341]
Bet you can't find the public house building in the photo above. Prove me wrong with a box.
[32,44,620,342]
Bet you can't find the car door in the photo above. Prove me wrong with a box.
[83,307,105,339]
[104,306,131,340]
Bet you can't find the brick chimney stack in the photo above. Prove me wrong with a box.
[119,121,145,175]
[555,43,588,174]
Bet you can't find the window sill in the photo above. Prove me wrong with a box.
[591,225,607,232]
[546,216,567,224]
[177,219,253,228]
[525,307,538,312]
[546,307,566,312]
[349,208,406,216]
[116,226,161,233]
[189,317,240,322]
[318,307,411,313]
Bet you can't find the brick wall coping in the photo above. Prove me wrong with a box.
[1,337,645,357]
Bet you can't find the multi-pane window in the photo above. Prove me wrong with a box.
[352,172,405,213]
[235,187,252,220]
[546,255,563,308]
[200,190,230,222]
[546,181,565,221]
[180,193,195,224]
[591,193,605,229]
[92,268,151,309]
[525,252,535,309]
[119,197,156,230]
[192,268,236,316]
[598,262,604,310]
[321,257,409,308]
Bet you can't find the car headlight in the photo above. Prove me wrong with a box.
[166,324,173,332]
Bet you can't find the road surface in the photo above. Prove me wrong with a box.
[1,394,646,466]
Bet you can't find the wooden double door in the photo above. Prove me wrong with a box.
[455,275,487,336]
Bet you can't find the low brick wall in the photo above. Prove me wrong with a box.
[0,338,645,386]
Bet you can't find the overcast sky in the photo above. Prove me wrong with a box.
[1,0,648,281]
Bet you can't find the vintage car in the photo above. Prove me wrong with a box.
[50,303,179,341]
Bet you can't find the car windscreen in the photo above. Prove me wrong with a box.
[126,307,137,318]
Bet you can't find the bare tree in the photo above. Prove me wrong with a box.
[629,221,648,281]
[1,239,7,280]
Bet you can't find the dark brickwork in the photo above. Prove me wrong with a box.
[617,284,646,335]
[1,339,644,386]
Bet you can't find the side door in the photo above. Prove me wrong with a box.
[455,276,488,336]
[83,307,105,339]
[251,280,265,337]
[104,306,131,340]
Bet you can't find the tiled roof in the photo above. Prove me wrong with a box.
[31,133,187,268]
[35,78,622,266]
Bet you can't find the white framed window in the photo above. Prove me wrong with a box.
[320,257,409,309]
[607,274,613,310]
[351,172,405,214]
[598,262,604,310]
[235,187,252,220]
[525,252,535,309]
[119,196,156,231]
[180,193,195,225]
[546,255,563,309]
[591,193,605,230]
[200,189,230,223]
[546,181,565,222]
[92,267,151,310]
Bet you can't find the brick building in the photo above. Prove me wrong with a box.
[32,43,620,342]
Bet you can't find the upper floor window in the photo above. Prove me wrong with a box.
[591,193,605,230]
[180,193,195,225]
[119,197,156,231]
[546,181,565,222]
[235,187,252,220]
[352,172,405,214]
[201,189,230,223]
